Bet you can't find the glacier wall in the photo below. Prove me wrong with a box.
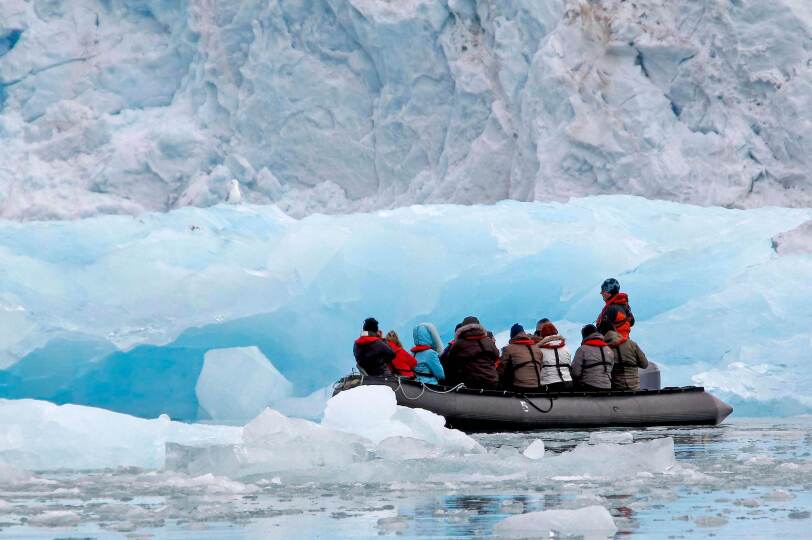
[0,0,810,220]
[0,196,810,419]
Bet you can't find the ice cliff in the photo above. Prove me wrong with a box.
[0,0,810,220]
[0,196,810,418]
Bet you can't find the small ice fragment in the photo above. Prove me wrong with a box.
[694,515,728,527]
[28,510,81,527]
[494,505,617,538]
[589,431,634,444]
[523,439,545,460]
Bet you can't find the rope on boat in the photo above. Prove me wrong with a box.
[516,392,555,414]
[396,378,466,400]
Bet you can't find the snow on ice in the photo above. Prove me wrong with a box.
[0,196,811,417]
[0,1,810,219]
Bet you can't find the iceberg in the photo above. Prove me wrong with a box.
[0,197,810,417]
[195,346,293,421]
[0,1,810,220]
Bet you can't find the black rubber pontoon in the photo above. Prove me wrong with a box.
[333,375,733,432]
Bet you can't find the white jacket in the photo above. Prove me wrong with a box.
[537,335,573,384]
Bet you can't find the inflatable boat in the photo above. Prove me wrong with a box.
[332,373,733,432]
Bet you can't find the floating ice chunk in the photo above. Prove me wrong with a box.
[494,505,617,539]
[0,398,240,470]
[522,439,546,460]
[545,438,676,479]
[589,431,634,444]
[377,436,443,461]
[195,346,293,421]
[27,510,81,527]
[322,386,482,454]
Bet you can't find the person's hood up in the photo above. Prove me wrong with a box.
[413,324,434,347]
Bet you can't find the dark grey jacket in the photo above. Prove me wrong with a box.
[571,332,614,389]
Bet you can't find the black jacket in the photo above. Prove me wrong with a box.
[353,336,395,376]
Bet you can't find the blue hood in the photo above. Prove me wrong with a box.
[413,322,442,352]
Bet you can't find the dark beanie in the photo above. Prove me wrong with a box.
[581,324,598,340]
[510,323,524,338]
[363,317,379,333]
[461,315,480,326]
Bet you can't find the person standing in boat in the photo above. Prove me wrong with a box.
[384,330,417,378]
[411,323,445,385]
[353,317,395,376]
[605,330,649,390]
[535,322,574,391]
[571,324,614,391]
[499,323,544,391]
[444,316,500,389]
[596,278,635,341]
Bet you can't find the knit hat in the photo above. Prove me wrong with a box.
[363,317,379,333]
[601,278,620,295]
[510,323,524,338]
[539,322,558,338]
[581,324,598,340]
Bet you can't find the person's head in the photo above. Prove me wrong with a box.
[510,323,524,339]
[363,317,380,335]
[385,330,401,347]
[535,318,551,334]
[581,324,598,340]
[461,315,480,326]
[600,278,620,301]
[539,322,558,338]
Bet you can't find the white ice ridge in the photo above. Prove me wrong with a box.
[0,0,810,220]
[0,388,686,484]
[0,196,811,416]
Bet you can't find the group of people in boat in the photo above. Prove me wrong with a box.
[352,278,650,392]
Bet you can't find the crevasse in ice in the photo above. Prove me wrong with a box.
[0,0,810,219]
[0,196,810,417]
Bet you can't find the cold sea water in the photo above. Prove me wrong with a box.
[0,417,809,539]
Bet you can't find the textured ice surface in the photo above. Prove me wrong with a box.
[0,196,811,417]
[0,398,240,470]
[195,346,293,421]
[0,0,810,220]
[522,439,545,460]
[494,505,617,539]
